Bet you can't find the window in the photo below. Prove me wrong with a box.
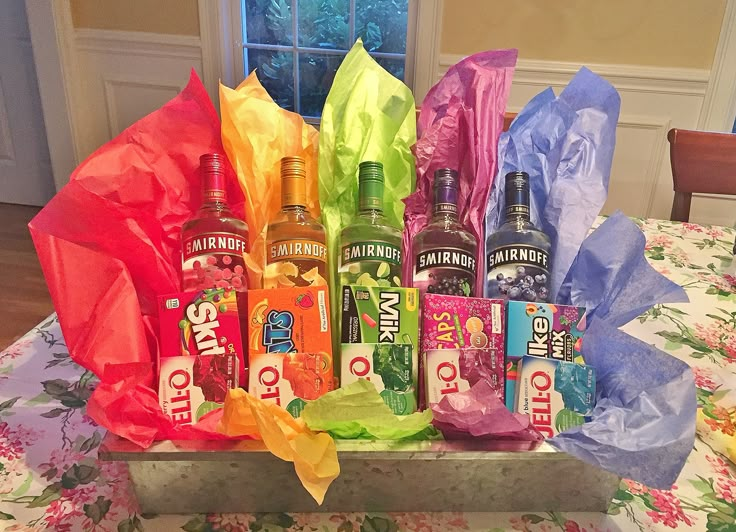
[239,0,411,118]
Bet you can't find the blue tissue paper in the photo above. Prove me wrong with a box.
[549,213,694,489]
[549,320,696,489]
[485,67,621,301]
[486,70,695,488]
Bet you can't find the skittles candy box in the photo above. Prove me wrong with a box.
[159,353,238,425]
[157,288,248,386]
[504,301,586,410]
[247,287,333,417]
[514,355,595,438]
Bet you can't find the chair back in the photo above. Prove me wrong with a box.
[667,128,736,221]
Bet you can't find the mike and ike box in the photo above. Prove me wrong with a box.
[340,286,420,414]
[247,286,333,417]
[505,301,586,410]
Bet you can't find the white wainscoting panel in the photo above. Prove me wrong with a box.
[73,30,203,161]
[438,56,734,226]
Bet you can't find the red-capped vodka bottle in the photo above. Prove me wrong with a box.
[181,154,249,292]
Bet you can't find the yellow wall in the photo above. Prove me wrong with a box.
[70,0,200,36]
[441,0,726,69]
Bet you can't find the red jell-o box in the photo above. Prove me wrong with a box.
[421,294,506,352]
[157,288,248,385]
[159,353,238,425]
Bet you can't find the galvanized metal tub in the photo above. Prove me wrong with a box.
[100,434,620,514]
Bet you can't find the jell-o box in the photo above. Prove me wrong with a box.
[247,287,333,417]
[504,301,586,410]
[159,354,238,425]
[157,288,248,385]
[340,286,419,348]
[421,294,505,352]
[514,355,595,438]
[340,343,416,414]
[424,348,504,406]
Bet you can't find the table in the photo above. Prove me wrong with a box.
[2,217,736,531]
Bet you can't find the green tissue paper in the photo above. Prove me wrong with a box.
[301,380,434,440]
[318,39,417,347]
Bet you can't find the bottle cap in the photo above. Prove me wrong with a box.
[434,168,458,188]
[280,156,307,207]
[200,153,227,202]
[358,161,385,211]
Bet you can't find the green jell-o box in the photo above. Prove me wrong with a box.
[340,285,419,348]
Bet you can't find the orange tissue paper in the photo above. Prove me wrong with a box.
[219,73,320,288]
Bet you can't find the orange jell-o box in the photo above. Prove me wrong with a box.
[247,287,333,417]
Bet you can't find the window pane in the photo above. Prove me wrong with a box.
[355,0,408,54]
[299,53,344,117]
[246,49,295,111]
[375,57,405,81]
[297,0,349,50]
[244,0,293,46]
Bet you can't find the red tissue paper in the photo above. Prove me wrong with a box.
[29,71,245,447]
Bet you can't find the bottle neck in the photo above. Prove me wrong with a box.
[433,183,459,222]
[282,203,306,212]
[432,206,459,223]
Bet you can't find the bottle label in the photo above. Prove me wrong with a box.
[265,239,328,288]
[183,232,248,260]
[340,241,401,266]
[415,248,476,273]
[338,241,403,287]
[486,244,551,302]
[413,247,476,298]
[182,232,248,292]
[268,240,327,263]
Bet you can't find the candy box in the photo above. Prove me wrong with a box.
[340,286,419,348]
[515,355,595,438]
[158,288,248,385]
[424,348,504,406]
[421,294,505,352]
[249,352,332,417]
[247,287,332,355]
[504,301,586,409]
[341,343,417,414]
[158,354,239,425]
[247,287,332,416]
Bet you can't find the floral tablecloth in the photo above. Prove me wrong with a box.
[2,217,736,531]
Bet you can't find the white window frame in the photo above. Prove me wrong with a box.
[198,0,443,110]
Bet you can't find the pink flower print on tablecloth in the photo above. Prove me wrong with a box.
[693,367,718,391]
[645,234,673,251]
[695,321,736,362]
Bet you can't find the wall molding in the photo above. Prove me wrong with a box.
[438,55,710,96]
[616,116,672,218]
[70,28,204,160]
[75,29,201,61]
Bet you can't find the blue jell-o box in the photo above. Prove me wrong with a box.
[504,301,586,409]
[514,355,595,438]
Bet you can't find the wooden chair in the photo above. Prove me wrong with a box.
[667,128,736,222]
